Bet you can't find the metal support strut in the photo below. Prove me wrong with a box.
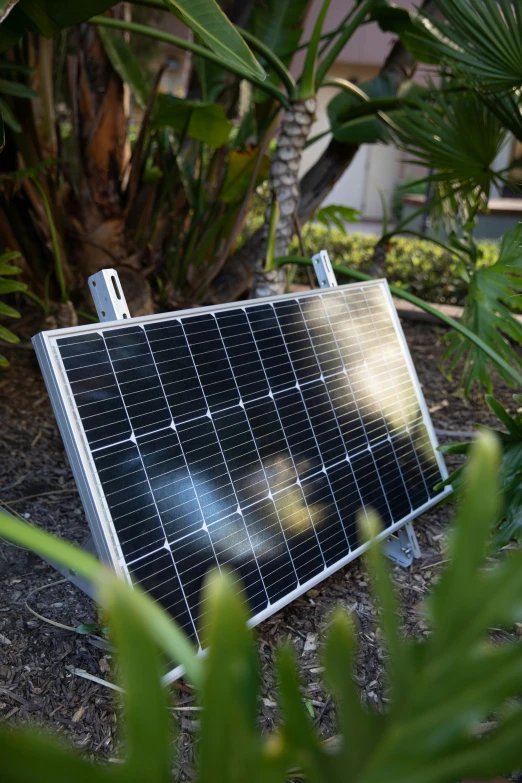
[311,250,422,568]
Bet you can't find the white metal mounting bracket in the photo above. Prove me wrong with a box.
[88,268,130,323]
[311,249,422,568]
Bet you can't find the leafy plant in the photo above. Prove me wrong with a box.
[442,224,522,394]
[441,394,522,549]
[414,0,522,93]
[393,84,509,223]
[2,433,522,781]
[315,204,360,234]
[0,249,26,367]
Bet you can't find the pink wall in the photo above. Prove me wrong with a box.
[301,0,416,67]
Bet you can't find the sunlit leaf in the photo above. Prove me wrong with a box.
[99,573,172,783]
[0,300,20,317]
[198,570,261,783]
[0,324,19,343]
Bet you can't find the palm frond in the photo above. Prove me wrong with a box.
[442,225,522,394]
[418,0,522,92]
[393,86,508,223]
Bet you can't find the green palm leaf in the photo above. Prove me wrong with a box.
[443,225,522,393]
[416,0,522,92]
[393,86,508,220]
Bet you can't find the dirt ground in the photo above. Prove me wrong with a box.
[0,312,520,774]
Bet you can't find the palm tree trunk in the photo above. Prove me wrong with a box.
[208,0,439,305]
[251,97,316,297]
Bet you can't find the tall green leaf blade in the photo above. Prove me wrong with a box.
[0,76,35,98]
[198,571,261,783]
[0,95,20,131]
[276,645,333,783]
[98,573,172,783]
[0,511,204,687]
[0,278,27,293]
[323,609,383,777]
[429,431,501,646]
[328,74,397,143]
[363,511,411,697]
[0,730,115,783]
[98,26,151,110]
[164,0,265,81]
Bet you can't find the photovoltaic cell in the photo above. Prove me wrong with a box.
[37,281,448,661]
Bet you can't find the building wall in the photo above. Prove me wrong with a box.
[298,0,418,222]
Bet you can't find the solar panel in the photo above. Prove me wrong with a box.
[33,279,449,679]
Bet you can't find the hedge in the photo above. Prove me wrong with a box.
[289,224,499,306]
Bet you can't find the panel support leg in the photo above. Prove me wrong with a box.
[311,249,422,569]
[384,522,422,567]
[41,535,97,599]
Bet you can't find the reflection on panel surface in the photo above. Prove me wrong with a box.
[56,282,445,649]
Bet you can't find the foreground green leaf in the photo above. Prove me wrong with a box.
[0,730,116,783]
[0,511,203,687]
[99,573,172,783]
[198,571,264,783]
[315,204,360,233]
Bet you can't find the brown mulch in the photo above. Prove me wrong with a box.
[0,314,520,773]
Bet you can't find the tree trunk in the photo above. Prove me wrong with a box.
[207,1,435,304]
[251,97,316,297]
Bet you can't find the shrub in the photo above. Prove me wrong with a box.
[1,433,522,781]
[289,224,499,306]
